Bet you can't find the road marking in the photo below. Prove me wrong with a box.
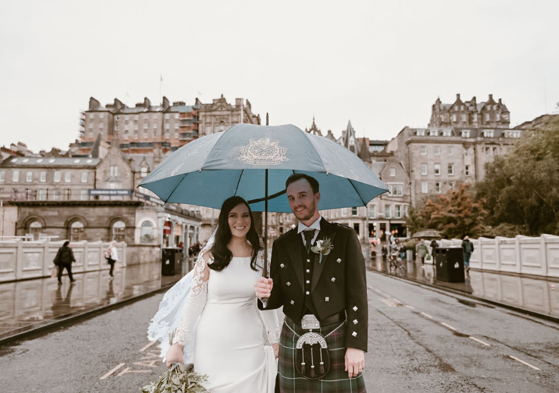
[469,337,491,347]
[509,356,540,371]
[405,305,415,310]
[100,363,125,380]
[440,322,456,331]
[421,312,433,319]
[117,367,153,377]
[139,341,157,352]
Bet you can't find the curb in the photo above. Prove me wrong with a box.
[368,269,559,325]
[0,281,177,347]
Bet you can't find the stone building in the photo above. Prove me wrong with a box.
[388,94,523,208]
[75,95,260,157]
[0,141,201,263]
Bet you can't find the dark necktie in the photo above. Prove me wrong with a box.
[303,230,315,254]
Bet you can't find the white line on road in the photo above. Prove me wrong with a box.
[420,312,433,319]
[469,337,491,347]
[139,341,157,352]
[405,305,415,310]
[440,322,456,331]
[509,356,540,371]
[100,363,125,380]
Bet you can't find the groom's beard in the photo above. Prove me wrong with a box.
[293,201,317,222]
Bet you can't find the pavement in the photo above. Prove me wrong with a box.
[0,259,190,345]
[1,253,558,346]
[368,255,559,322]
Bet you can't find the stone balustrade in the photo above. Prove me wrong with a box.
[0,239,127,283]
[438,234,559,278]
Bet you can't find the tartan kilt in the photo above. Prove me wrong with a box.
[278,318,367,393]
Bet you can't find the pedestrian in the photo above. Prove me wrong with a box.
[160,196,279,391]
[399,243,406,261]
[255,173,368,391]
[416,239,429,264]
[105,241,119,278]
[430,239,439,256]
[382,245,388,262]
[462,235,474,273]
[54,240,76,285]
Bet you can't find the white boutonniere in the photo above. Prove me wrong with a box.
[311,238,334,263]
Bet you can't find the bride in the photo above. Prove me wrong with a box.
[149,196,279,392]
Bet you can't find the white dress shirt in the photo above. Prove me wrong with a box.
[297,216,322,246]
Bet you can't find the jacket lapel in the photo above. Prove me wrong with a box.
[311,218,336,292]
[286,229,305,291]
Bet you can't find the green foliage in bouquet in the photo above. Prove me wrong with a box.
[141,363,208,393]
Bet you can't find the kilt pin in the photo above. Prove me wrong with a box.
[259,218,368,392]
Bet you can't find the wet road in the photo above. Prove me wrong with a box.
[0,271,557,392]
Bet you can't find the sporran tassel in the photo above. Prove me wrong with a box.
[319,348,325,375]
[310,345,316,378]
[301,347,306,374]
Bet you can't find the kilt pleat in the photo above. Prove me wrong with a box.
[278,319,366,393]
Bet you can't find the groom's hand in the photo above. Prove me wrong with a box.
[345,347,365,378]
[255,277,273,299]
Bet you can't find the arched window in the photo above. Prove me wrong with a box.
[29,220,42,240]
[140,220,155,243]
[112,220,126,242]
[70,221,84,241]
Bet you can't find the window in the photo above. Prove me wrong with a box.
[140,167,148,177]
[473,114,478,122]
[421,181,428,193]
[112,220,126,241]
[385,205,391,219]
[430,130,438,136]
[389,167,396,177]
[369,205,376,219]
[485,114,490,121]
[485,147,490,156]
[153,123,157,129]
[81,171,87,183]
[452,114,457,122]
[144,123,148,129]
[53,190,61,200]
[492,147,498,155]
[443,130,451,137]
[99,113,104,119]
[26,171,33,182]
[464,148,469,156]
[434,146,440,155]
[484,130,494,137]
[80,190,88,200]
[89,113,94,119]
[38,189,47,200]
[416,130,425,136]
[165,114,170,120]
[110,165,118,176]
[65,172,71,182]
[389,184,403,196]
[175,113,179,119]
[99,122,103,128]
[125,124,129,131]
[70,221,84,241]
[13,170,19,182]
[420,146,426,155]
[352,207,358,216]
[434,164,441,175]
[461,114,467,122]
[449,182,456,190]
[165,123,170,130]
[140,220,155,243]
[395,205,401,218]
[462,130,470,138]
[54,171,61,182]
[29,220,43,239]
[134,115,139,121]
[496,113,500,121]
[134,124,139,130]
[448,146,454,155]
[465,165,470,176]
[89,123,93,129]
[421,164,427,175]
[341,208,348,217]
[0,171,4,182]
[448,164,454,175]
[435,182,441,193]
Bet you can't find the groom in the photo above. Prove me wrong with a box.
[256,173,368,392]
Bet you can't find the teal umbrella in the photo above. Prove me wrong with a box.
[139,123,387,212]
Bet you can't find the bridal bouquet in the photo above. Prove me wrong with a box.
[140,362,208,393]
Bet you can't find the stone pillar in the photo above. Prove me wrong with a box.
[158,216,165,246]
[169,221,175,247]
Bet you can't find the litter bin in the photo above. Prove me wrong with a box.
[162,247,182,276]
[434,247,464,282]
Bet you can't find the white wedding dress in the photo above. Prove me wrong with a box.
[149,250,279,393]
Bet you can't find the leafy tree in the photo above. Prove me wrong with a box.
[418,183,486,239]
[476,115,559,235]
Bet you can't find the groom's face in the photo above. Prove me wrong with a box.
[286,179,320,222]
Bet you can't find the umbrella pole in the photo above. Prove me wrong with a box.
[264,168,269,277]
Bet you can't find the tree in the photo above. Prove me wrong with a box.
[417,183,486,239]
[476,116,559,235]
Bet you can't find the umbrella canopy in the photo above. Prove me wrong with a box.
[139,123,387,212]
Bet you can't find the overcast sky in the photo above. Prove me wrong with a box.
[1,0,558,152]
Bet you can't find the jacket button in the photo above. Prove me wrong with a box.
[352,331,357,337]
[353,306,358,311]
[331,277,336,282]
[325,297,329,302]
[286,282,291,286]
[306,269,310,273]
[306,291,310,295]
[307,259,310,263]
[336,258,342,263]
[306,280,310,284]
[290,300,294,305]
[280,263,285,268]
[353,319,358,324]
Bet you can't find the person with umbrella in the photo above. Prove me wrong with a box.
[255,174,368,392]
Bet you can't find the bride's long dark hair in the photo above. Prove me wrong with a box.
[209,196,262,272]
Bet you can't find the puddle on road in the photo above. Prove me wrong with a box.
[457,298,495,309]
[452,331,469,338]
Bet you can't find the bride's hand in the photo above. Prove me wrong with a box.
[272,343,279,359]
[255,277,273,299]
[165,343,184,368]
